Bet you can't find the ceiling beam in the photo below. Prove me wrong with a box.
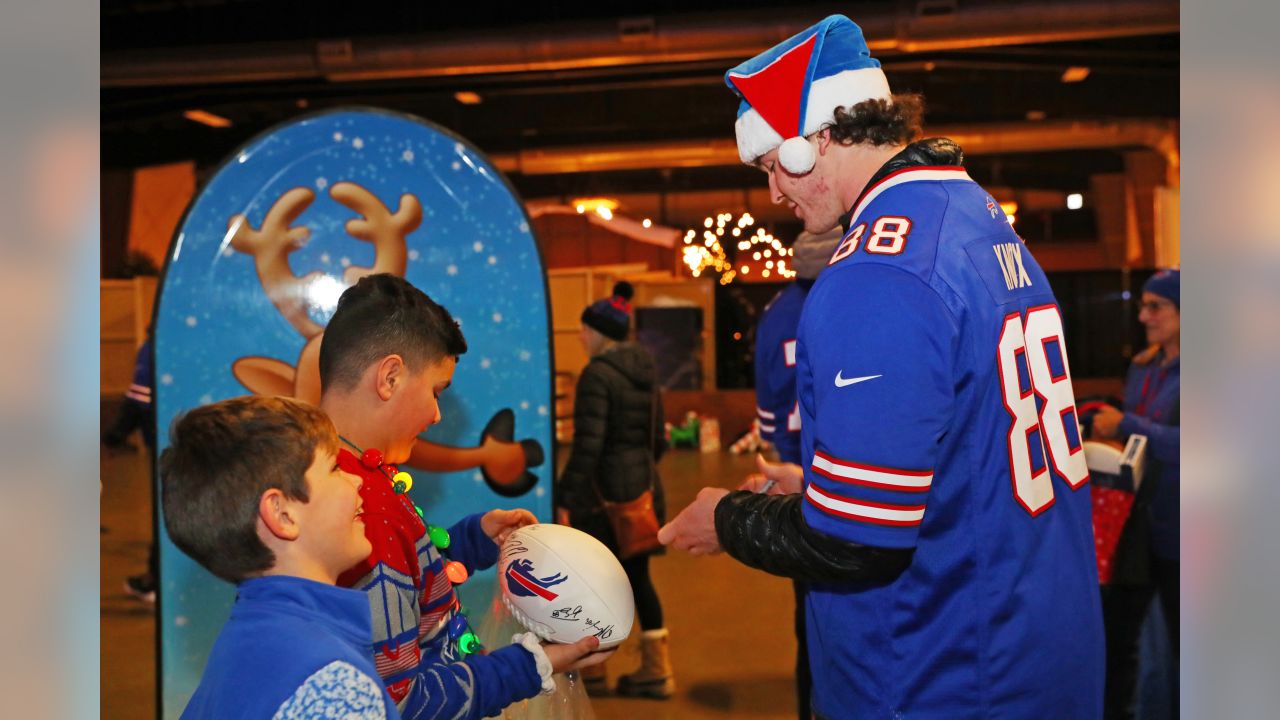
[489,119,1180,182]
[102,0,1178,88]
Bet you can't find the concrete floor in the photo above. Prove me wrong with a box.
[100,440,801,720]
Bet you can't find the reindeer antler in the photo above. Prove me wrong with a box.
[329,182,421,284]
[227,187,325,338]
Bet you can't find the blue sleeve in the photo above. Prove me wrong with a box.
[798,264,957,550]
[1119,412,1180,465]
[399,645,541,720]
[755,292,804,464]
[442,514,498,573]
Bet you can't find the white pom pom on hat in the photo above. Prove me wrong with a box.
[778,136,817,174]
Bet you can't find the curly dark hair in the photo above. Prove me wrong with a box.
[826,93,925,147]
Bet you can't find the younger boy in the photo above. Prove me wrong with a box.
[319,274,606,717]
[161,395,398,718]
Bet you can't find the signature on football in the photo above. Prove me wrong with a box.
[551,605,583,621]
[584,617,614,640]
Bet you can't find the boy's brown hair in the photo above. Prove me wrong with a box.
[318,273,468,393]
[160,395,338,583]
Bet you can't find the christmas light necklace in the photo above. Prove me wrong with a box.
[339,435,484,656]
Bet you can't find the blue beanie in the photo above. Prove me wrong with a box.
[582,281,634,341]
[1143,269,1179,309]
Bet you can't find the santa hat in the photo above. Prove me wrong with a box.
[725,15,891,174]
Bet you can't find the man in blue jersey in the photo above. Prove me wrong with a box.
[750,228,839,720]
[753,229,840,468]
[659,15,1104,719]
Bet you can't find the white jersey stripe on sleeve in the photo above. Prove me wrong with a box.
[756,407,776,420]
[811,450,933,492]
[759,423,777,434]
[806,484,926,527]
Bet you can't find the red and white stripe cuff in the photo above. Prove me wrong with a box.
[811,450,933,492]
[805,483,926,527]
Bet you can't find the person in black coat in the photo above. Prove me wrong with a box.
[555,281,674,699]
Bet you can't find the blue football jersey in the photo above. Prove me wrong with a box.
[755,282,810,464]
[796,166,1103,718]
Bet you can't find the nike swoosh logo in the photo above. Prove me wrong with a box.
[834,372,882,388]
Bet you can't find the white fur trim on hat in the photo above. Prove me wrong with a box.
[734,66,892,164]
[734,107,784,164]
[801,67,891,136]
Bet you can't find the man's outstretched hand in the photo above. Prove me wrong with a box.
[657,487,730,555]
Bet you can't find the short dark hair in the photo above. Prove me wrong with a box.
[160,395,338,584]
[827,93,925,147]
[319,274,468,392]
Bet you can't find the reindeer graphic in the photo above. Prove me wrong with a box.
[227,181,543,496]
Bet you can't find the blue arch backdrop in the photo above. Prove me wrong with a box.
[152,108,554,718]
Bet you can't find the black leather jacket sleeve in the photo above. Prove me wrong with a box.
[714,490,913,585]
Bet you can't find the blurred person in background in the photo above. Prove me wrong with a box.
[747,227,839,719]
[555,281,674,699]
[1091,269,1181,719]
[101,330,159,603]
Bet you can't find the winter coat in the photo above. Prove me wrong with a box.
[556,343,667,555]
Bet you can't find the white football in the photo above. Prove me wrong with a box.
[499,523,634,649]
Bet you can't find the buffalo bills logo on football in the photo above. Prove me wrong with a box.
[506,559,568,601]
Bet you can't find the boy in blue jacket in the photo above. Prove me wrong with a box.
[163,395,401,718]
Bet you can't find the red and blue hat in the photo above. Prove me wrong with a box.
[726,15,891,174]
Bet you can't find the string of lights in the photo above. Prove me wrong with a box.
[681,211,795,285]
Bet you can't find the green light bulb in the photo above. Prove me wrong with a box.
[459,631,481,655]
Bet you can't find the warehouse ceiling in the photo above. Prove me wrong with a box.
[101,0,1178,207]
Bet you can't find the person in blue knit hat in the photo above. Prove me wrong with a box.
[661,14,1104,719]
[557,280,675,698]
[1091,269,1180,719]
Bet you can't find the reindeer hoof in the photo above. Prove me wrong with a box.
[480,410,544,497]
[521,439,544,467]
[482,408,516,443]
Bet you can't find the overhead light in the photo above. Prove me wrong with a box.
[1066,193,1084,210]
[183,109,231,128]
[454,91,483,105]
[642,218,652,228]
[1025,110,1047,121]
[999,201,1018,216]
[1061,66,1090,83]
[596,206,613,221]
[571,197,618,216]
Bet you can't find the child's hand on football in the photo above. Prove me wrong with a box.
[542,636,615,673]
[481,508,538,545]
